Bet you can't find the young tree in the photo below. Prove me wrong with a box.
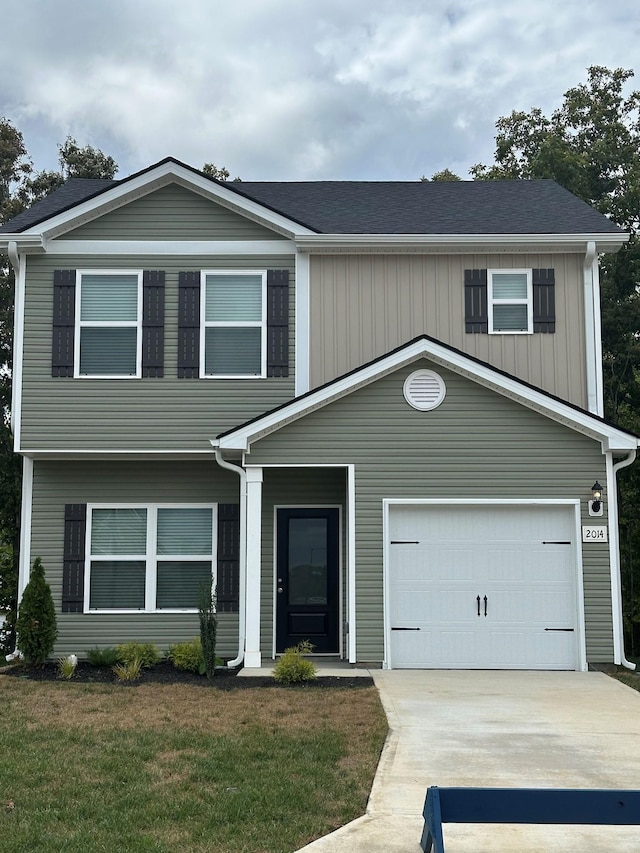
[15,557,57,664]
[471,66,640,651]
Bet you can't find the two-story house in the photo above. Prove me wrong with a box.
[1,157,637,671]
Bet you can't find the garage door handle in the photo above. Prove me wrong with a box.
[544,628,574,632]
[477,595,481,616]
[391,627,421,631]
[484,595,488,617]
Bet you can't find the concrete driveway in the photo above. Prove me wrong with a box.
[299,670,640,852]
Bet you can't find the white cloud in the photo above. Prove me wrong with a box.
[1,0,639,180]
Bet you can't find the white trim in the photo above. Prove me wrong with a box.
[215,337,639,453]
[11,248,26,450]
[487,268,533,335]
[200,269,267,379]
[295,251,310,396]
[271,504,343,659]
[17,457,33,600]
[347,464,356,664]
[606,452,626,665]
[382,498,586,671]
[74,269,143,379]
[83,503,216,613]
[46,240,295,256]
[244,467,263,668]
[23,449,225,458]
[19,161,317,240]
[295,233,629,254]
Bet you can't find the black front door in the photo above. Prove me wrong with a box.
[276,508,340,654]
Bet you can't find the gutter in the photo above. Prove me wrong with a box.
[607,449,638,670]
[213,448,246,669]
[584,241,598,415]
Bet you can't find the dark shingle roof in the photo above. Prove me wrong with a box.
[0,157,623,237]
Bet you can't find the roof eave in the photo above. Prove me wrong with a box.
[295,233,629,254]
[0,234,46,253]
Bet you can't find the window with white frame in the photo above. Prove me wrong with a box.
[201,270,266,377]
[488,269,533,334]
[86,505,215,612]
[76,271,142,377]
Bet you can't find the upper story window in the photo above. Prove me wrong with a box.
[464,268,555,336]
[75,271,142,377]
[488,269,532,334]
[201,270,267,378]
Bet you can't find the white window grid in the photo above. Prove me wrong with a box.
[199,269,267,379]
[74,269,143,378]
[487,268,533,335]
[84,503,217,613]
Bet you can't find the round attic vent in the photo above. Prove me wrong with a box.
[403,369,446,411]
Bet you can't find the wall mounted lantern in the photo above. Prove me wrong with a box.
[589,481,604,517]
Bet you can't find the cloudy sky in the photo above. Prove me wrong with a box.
[3,0,639,182]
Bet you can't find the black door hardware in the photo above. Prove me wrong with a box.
[477,595,481,616]
[391,627,421,631]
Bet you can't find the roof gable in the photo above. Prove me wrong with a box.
[214,335,639,454]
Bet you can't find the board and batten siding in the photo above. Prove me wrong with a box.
[246,359,612,664]
[260,468,347,657]
[62,183,283,241]
[309,253,588,409]
[21,253,295,451]
[31,460,241,657]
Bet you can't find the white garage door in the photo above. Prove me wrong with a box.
[387,504,578,670]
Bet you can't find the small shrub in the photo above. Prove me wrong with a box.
[115,642,161,668]
[199,584,217,680]
[15,557,57,665]
[112,658,142,682]
[86,646,120,666]
[57,654,78,680]
[169,638,205,674]
[273,640,317,684]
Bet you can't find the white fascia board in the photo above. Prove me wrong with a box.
[215,337,639,453]
[295,233,629,254]
[46,239,295,255]
[19,161,317,240]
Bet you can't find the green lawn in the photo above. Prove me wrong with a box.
[0,678,387,853]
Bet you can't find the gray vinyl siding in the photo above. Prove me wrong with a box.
[260,468,347,657]
[31,460,242,657]
[62,183,283,241]
[246,358,612,664]
[21,253,295,451]
[309,253,588,409]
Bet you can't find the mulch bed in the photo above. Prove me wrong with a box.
[1,660,373,690]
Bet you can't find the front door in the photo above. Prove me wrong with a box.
[276,508,340,654]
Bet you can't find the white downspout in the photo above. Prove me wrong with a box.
[583,241,599,415]
[608,449,637,670]
[214,449,246,669]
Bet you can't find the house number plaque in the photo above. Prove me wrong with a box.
[582,526,608,542]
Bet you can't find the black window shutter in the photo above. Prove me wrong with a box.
[142,271,165,377]
[533,268,556,333]
[52,270,76,377]
[267,269,289,377]
[178,272,200,378]
[464,269,488,333]
[62,504,86,613]
[217,504,239,613]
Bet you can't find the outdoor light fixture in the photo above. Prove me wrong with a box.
[589,481,603,516]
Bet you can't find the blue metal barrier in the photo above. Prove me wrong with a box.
[421,786,640,852]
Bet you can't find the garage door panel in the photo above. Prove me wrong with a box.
[388,504,577,670]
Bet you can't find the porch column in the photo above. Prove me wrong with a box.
[244,466,263,668]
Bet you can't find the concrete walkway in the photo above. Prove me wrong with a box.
[298,670,640,852]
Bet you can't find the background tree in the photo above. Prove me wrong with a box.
[0,122,118,653]
[472,66,640,654]
[420,169,462,182]
[202,163,241,182]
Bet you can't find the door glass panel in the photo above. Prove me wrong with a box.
[288,518,328,606]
